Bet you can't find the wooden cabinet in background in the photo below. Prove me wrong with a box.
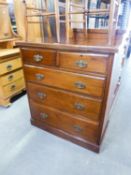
[0,49,25,107]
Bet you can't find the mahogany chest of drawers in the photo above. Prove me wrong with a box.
[0,49,25,107]
[19,43,122,153]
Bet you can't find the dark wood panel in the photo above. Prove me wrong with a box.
[17,41,118,54]
[59,52,108,74]
[27,82,102,121]
[21,48,57,66]
[31,118,100,153]
[30,100,99,143]
[24,66,105,98]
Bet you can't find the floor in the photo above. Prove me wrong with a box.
[0,58,131,175]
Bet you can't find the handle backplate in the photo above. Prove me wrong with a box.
[10,85,16,91]
[37,92,47,99]
[40,112,48,119]
[75,60,87,68]
[6,64,13,71]
[73,125,83,132]
[74,82,86,89]
[33,54,43,62]
[8,75,14,81]
[35,74,44,80]
[74,103,85,111]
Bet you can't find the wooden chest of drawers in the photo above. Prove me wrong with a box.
[19,43,121,153]
[0,49,25,107]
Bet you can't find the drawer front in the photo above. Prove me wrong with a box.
[30,101,99,143]
[21,48,57,66]
[0,58,22,75]
[27,82,102,121]
[0,69,24,86]
[59,52,108,74]
[24,66,105,98]
[1,78,25,98]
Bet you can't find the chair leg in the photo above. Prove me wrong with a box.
[54,0,60,43]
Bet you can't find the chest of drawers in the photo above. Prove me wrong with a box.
[19,43,121,153]
[0,49,25,107]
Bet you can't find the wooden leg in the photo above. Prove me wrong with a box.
[0,88,26,108]
[66,0,70,43]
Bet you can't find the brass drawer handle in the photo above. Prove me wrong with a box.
[74,82,86,89]
[74,103,85,111]
[33,54,43,62]
[35,74,45,80]
[73,125,83,132]
[37,92,47,99]
[40,112,48,119]
[10,85,16,91]
[75,60,87,68]
[6,64,13,71]
[8,75,14,81]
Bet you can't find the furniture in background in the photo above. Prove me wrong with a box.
[17,0,130,152]
[23,0,120,45]
[0,49,25,107]
[0,0,25,107]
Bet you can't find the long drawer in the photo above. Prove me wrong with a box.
[27,82,102,121]
[21,48,57,67]
[0,57,22,75]
[30,101,99,143]
[0,78,25,98]
[24,66,105,98]
[0,69,24,86]
[59,52,108,74]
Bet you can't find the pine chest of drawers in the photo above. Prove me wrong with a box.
[19,43,121,153]
[0,49,25,107]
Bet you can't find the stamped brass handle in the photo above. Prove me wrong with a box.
[33,54,43,62]
[40,112,48,119]
[35,74,44,80]
[37,92,47,99]
[74,103,85,111]
[73,125,83,132]
[6,64,13,71]
[10,85,16,91]
[75,60,87,68]
[8,75,14,81]
[74,82,86,89]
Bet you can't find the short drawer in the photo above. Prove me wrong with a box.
[0,69,24,86]
[0,57,22,75]
[24,66,105,98]
[21,48,57,66]
[59,52,108,74]
[27,82,102,121]
[0,78,25,98]
[30,101,99,143]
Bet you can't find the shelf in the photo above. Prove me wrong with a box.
[0,2,8,5]
[0,38,18,43]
